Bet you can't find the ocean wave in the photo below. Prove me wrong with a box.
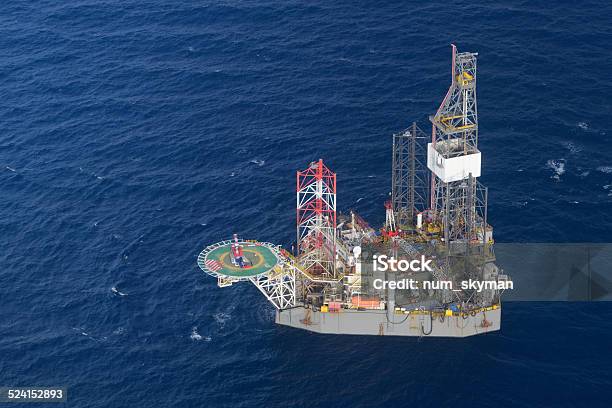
[190,327,211,342]
[562,141,582,154]
[111,286,127,297]
[546,159,565,180]
[597,166,612,174]
[213,312,232,327]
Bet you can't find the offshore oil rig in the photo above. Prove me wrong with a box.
[198,46,506,337]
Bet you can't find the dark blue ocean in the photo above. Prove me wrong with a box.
[1,1,612,406]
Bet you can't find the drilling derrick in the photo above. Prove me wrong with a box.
[427,45,496,307]
[428,45,485,246]
[296,159,338,280]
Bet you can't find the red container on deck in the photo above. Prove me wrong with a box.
[328,302,341,312]
[351,296,380,309]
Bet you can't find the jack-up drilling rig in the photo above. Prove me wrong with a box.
[197,46,506,337]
